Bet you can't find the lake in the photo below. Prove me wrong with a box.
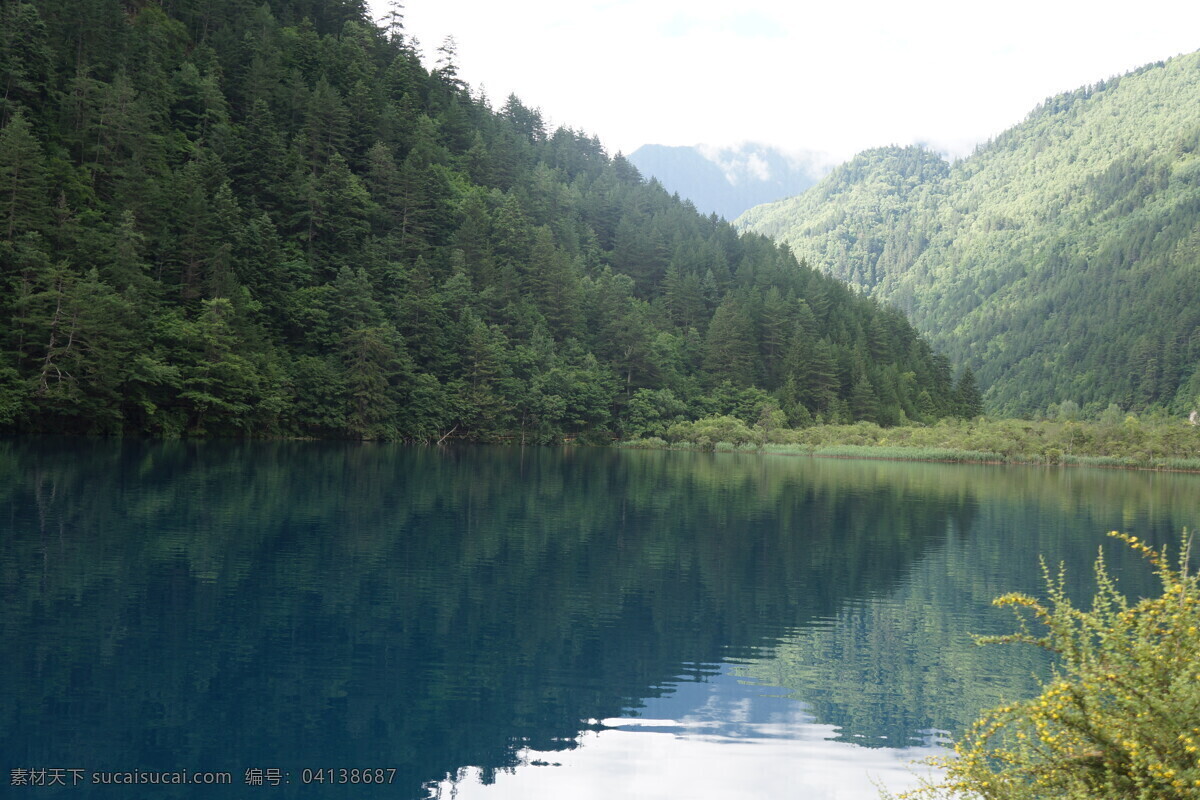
[3,440,1197,798]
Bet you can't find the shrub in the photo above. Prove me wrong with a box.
[903,531,1200,800]
[616,437,668,450]
[665,415,760,449]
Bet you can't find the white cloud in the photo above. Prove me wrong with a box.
[387,0,1200,161]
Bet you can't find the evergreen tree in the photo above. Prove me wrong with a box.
[703,298,757,387]
[0,1,52,124]
[380,0,405,44]
[850,372,881,423]
[179,297,260,434]
[955,366,985,418]
[0,110,48,241]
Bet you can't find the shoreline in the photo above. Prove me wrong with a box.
[616,438,1200,474]
[7,423,1200,475]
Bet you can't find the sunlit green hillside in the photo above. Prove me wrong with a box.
[739,54,1200,417]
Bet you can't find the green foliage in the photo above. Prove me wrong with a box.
[623,388,688,438]
[0,0,962,440]
[0,109,48,240]
[956,367,985,419]
[0,365,29,424]
[666,415,759,450]
[740,54,1200,417]
[629,415,1200,470]
[904,532,1200,800]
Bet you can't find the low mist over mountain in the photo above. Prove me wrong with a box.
[738,53,1200,417]
[628,143,830,221]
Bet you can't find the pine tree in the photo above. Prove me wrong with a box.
[307,152,372,275]
[662,263,706,330]
[0,1,52,124]
[433,35,464,94]
[453,190,496,288]
[850,371,881,423]
[179,298,260,434]
[526,226,582,340]
[380,0,405,44]
[342,324,409,438]
[165,150,245,301]
[759,287,793,387]
[703,298,757,387]
[0,110,48,241]
[955,366,985,418]
[230,100,288,215]
[300,77,349,171]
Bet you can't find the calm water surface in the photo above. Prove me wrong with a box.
[2,440,1197,798]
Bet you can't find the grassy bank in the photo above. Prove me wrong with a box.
[617,416,1200,471]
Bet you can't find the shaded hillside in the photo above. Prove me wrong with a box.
[0,0,961,438]
[739,54,1200,417]
[628,143,826,221]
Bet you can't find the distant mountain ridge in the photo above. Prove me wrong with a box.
[738,53,1200,417]
[628,143,830,221]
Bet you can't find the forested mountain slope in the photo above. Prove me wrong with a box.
[738,54,1200,417]
[0,0,964,440]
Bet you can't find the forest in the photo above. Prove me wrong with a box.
[738,55,1200,419]
[0,0,970,441]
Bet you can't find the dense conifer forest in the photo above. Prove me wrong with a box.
[738,53,1200,419]
[0,0,966,440]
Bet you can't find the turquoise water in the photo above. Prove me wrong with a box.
[2,440,1196,798]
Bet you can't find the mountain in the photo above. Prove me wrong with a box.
[628,143,828,221]
[0,0,964,439]
[738,54,1200,417]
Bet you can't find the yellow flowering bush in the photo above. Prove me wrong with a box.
[905,531,1200,800]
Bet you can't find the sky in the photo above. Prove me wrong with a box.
[382,0,1200,163]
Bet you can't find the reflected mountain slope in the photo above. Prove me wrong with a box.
[2,442,1194,798]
